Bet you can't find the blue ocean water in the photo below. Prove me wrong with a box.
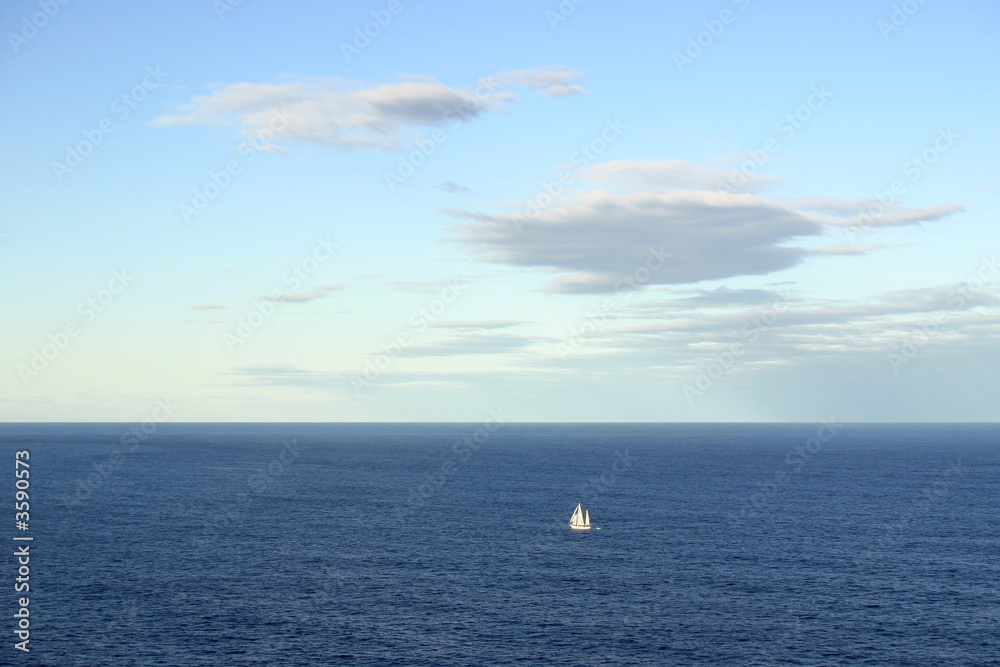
[3,422,998,666]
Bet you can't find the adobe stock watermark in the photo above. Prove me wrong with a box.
[717,86,833,196]
[877,0,933,40]
[512,117,628,234]
[845,126,958,244]
[683,290,794,405]
[179,108,294,223]
[224,236,338,351]
[524,447,638,565]
[384,75,499,191]
[18,269,133,384]
[340,0,403,62]
[200,438,303,541]
[750,619,807,665]
[349,279,466,393]
[672,0,751,72]
[546,0,587,30]
[726,418,840,527]
[7,0,71,53]
[103,598,142,648]
[613,598,674,643]
[247,438,303,494]
[887,255,998,373]
[213,0,247,21]
[579,447,639,506]
[396,408,509,520]
[555,246,671,358]
[856,458,966,565]
[62,399,176,509]
[52,66,167,181]
[315,564,351,605]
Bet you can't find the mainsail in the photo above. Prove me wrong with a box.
[570,503,591,530]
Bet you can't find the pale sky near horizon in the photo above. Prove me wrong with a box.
[2,0,998,422]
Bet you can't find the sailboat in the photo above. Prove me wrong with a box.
[569,503,591,530]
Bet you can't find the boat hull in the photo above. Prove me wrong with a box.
[569,524,591,530]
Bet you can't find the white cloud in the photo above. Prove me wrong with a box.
[449,188,822,293]
[582,159,781,193]
[783,197,966,230]
[489,66,585,97]
[155,67,584,151]
[385,279,479,294]
[539,281,1000,400]
[438,181,475,194]
[661,287,791,309]
[810,244,893,256]
[266,284,346,303]
[399,333,544,357]
[447,160,967,293]
[431,320,527,330]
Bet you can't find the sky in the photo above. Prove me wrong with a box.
[2,0,998,422]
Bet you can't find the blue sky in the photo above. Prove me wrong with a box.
[2,0,998,421]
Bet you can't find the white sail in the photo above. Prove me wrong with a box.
[569,502,592,529]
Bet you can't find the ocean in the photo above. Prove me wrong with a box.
[4,422,998,665]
